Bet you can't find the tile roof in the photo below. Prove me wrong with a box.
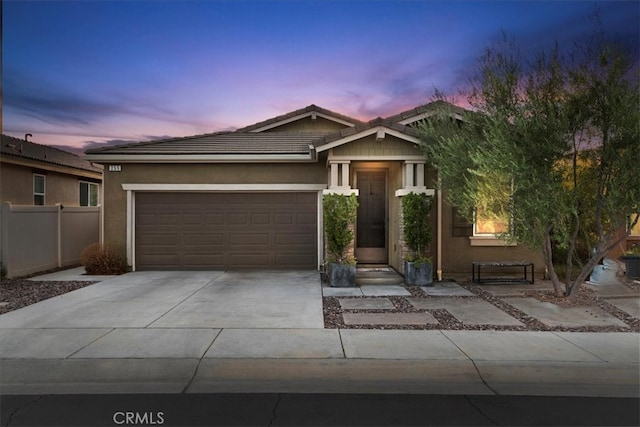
[235,104,364,132]
[85,132,327,155]
[85,103,471,158]
[1,134,103,173]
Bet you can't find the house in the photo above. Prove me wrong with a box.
[1,134,104,277]
[84,103,545,278]
[1,134,103,206]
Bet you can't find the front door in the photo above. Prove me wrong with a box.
[355,170,387,263]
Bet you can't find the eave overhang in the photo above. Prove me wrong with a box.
[1,154,104,179]
[84,152,317,164]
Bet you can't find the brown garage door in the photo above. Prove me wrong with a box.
[135,192,317,270]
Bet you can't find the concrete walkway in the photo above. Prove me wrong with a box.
[1,269,638,397]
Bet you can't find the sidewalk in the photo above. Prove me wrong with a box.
[1,329,638,397]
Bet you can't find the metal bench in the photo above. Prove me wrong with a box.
[472,261,534,284]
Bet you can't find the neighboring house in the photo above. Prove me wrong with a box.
[1,134,103,206]
[1,134,104,277]
[85,103,545,277]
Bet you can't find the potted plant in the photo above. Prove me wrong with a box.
[621,244,640,279]
[402,192,434,286]
[323,193,358,287]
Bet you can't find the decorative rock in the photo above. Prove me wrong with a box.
[589,259,624,285]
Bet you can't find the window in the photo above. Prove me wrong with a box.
[33,174,45,205]
[629,214,640,236]
[474,206,510,236]
[79,182,99,206]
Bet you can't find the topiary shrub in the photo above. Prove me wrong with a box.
[80,243,127,275]
[323,193,358,265]
[402,192,433,263]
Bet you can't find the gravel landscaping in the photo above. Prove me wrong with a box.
[0,267,98,315]
[323,281,640,332]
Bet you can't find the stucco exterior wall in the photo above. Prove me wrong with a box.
[438,197,546,278]
[0,161,99,206]
[100,157,545,277]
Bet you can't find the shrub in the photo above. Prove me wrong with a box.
[81,243,127,275]
[323,193,358,264]
[1,263,7,280]
[402,192,433,263]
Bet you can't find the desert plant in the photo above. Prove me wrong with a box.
[402,192,433,263]
[80,243,127,275]
[323,193,358,264]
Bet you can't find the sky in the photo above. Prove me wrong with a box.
[2,0,639,155]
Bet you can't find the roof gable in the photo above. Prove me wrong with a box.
[236,104,363,133]
[1,134,102,174]
[386,100,468,127]
[313,117,421,153]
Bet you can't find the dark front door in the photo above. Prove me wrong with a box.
[355,170,387,263]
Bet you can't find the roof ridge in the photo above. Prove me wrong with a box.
[385,100,469,123]
[85,131,235,153]
[235,104,364,133]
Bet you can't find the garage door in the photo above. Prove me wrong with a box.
[135,192,317,270]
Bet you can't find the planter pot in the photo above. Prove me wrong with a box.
[621,255,640,279]
[404,261,433,286]
[328,263,356,287]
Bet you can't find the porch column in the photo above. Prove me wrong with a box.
[330,163,339,188]
[402,161,426,188]
[341,163,350,188]
[395,161,431,196]
[405,162,414,188]
[327,160,352,190]
[416,163,425,187]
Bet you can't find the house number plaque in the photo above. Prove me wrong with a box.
[108,165,122,172]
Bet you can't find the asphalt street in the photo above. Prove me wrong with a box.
[1,393,639,427]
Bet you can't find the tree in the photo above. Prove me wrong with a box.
[420,26,639,297]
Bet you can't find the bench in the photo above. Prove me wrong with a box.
[472,261,534,284]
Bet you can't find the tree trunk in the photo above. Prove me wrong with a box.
[567,224,633,298]
[564,212,581,289]
[543,229,564,296]
[568,253,603,297]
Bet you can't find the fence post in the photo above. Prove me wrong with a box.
[56,203,63,268]
[1,202,11,275]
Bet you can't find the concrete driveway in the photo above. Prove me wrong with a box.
[0,270,324,329]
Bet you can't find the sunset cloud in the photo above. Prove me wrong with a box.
[3,1,637,153]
